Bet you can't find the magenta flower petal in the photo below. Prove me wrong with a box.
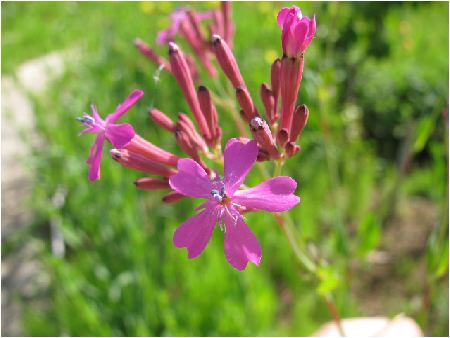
[223,211,262,271]
[300,16,316,51]
[169,158,213,199]
[233,176,300,212]
[173,204,218,259]
[277,7,291,28]
[91,105,103,124]
[105,123,135,149]
[291,19,309,55]
[106,89,144,124]
[223,138,258,196]
[87,134,105,181]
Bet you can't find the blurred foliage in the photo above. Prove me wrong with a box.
[2,1,448,336]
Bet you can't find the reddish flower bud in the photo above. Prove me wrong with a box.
[180,17,217,77]
[221,2,235,48]
[276,128,289,148]
[212,34,244,88]
[260,83,277,125]
[211,10,224,38]
[271,58,281,116]
[134,38,172,73]
[149,108,176,133]
[177,113,208,153]
[162,191,185,203]
[290,104,309,142]
[168,42,211,140]
[111,148,177,177]
[278,55,304,145]
[250,117,280,160]
[236,87,259,123]
[285,141,301,157]
[175,128,209,174]
[126,135,179,167]
[134,177,170,190]
[257,149,271,162]
[197,86,220,146]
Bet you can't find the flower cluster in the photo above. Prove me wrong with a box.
[78,3,315,270]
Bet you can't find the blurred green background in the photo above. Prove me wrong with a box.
[2,1,448,336]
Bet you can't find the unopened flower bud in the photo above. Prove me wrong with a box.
[149,108,176,132]
[183,11,217,77]
[250,117,280,160]
[290,104,309,143]
[126,135,180,167]
[212,34,244,88]
[197,86,220,146]
[257,149,271,162]
[271,58,281,115]
[221,2,235,47]
[285,141,301,157]
[278,55,304,144]
[177,113,208,153]
[134,177,170,190]
[134,38,172,73]
[236,87,259,123]
[111,148,177,177]
[162,191,185,203]
[168,42,211,140]
[260,83,277,125]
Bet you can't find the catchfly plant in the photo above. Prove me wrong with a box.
[78,3,315,272]
[170,138,299,270]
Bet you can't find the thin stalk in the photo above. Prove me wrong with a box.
[274,213,316,273]
[325,293,346,337]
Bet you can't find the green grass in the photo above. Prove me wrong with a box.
[2,1,448,336]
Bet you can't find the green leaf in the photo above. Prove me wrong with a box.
[356,213,381,257]
[316,266,340,295]
[413,115,436,153]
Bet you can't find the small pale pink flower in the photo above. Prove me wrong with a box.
[169,138,300,270]
[277,6,316,58]
[77,90,144,181]
[156,8,213,45]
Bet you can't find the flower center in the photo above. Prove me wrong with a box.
[211,186,232,205]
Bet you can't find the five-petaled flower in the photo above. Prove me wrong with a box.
[77,90,144,181]
[277,6,316,58]
[169,138,300,270]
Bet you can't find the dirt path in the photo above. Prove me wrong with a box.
[1,52,66,336]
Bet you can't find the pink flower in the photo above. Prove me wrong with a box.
[169,138,300,270]
[77,90,144,181]
[156,8,213,45]
[277,6,316,58]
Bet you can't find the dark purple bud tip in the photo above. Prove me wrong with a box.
[198,85,207,92]
[168,42,180,54]
[212,34,222,45]
[277,128,289,147]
